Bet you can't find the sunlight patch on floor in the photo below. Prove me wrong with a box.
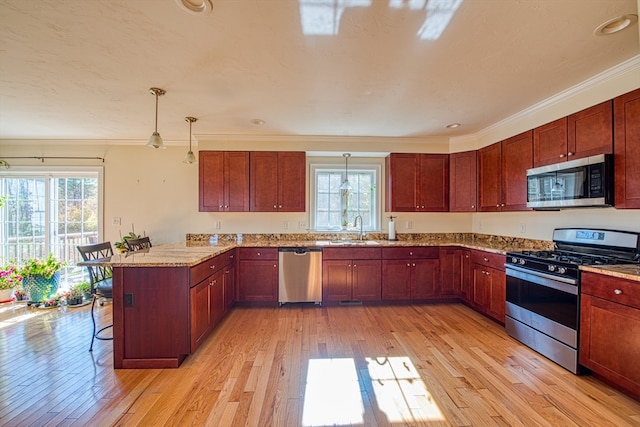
[0,307,45,330]
[302,356,445,426]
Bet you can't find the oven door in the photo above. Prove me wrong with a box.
[505,265,579,348]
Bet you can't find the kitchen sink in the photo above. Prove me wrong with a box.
[315,240,380,246]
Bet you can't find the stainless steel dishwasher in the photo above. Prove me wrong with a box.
[278,247,322,305]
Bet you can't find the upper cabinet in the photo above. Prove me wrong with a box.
[614,88,640,209]
[478,131,532,212]
[199,151,250,212]
[449,150,477,212]
[533,101,613,167]
[386,153,449,212]
[250,151,306,212]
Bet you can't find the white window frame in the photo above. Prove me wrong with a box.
[310,161,381,232]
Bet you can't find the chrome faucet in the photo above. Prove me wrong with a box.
[354,215,364,240]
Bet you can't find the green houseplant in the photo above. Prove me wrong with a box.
[19,253,65,304]
[114,231,141,253]
[0,263,22,302]
[66,281,91,305]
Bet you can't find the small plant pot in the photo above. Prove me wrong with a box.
[0,288,14,303]
[67,296,83,306]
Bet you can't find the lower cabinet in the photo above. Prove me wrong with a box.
[470,250,506,323]
[237,247,279,302]
[323,247,382,302]
[382,247,439,300]
[439,247,472,298]
[580,271,640,399]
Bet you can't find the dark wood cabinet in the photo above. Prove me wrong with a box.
[478,132,532,212]
[250,151,305,212]
[386,153,449,212]
[614,88,640,209]
[449,151,477,212]
[199,151,250,212]
[470,250,506,323]
[323,247,381,302]
[533,101,613,167]
[580,271,640,399]
[382,247,439,300]
[237,247,279,302]
[439,247,468,298]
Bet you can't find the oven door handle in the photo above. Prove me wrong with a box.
[505,264,578,295]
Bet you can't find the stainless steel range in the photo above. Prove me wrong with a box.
[505,228,640,374]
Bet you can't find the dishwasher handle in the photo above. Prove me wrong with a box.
[279,247,322,255]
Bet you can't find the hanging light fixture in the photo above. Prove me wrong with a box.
[340,153,352,191]
[183,116,198,164]
[146,87,166,149]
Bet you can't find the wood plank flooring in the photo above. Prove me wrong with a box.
[1,300,639,426]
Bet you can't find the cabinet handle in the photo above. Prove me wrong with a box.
[559,154,565,158]
[483,257,489,262]
[210,265,216,269]
[614,289,623,295]
[567,152,574,156]
[257,252,261,256]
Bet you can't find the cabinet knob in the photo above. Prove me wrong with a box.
[278,205,282,208]
[421,205,425,209]
[348,264,352,267]
[614,289,623,295]
[219,205,223,208]
[407,263,411,267]
[471,205,475,208]
[273,264,277,268]
[559,154,565,158]
[409,252,413,256]
[412,263,416,267]
[416,206,419,209]
[501,203,505,207]
[496,204,500,207]
[353,264,357,268]
[210,265,216,269]
[273,205,277,209]
[483,257,489,262]
[225,205,229,208]
[567,152,574,156]
[257,252,261,256]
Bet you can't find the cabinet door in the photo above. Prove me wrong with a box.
[411,259,439,299]
[568,100,613,160]
[472,264,490,310]
[533,117,568,167]
[226,152,250,212]
[223,263,235,312]
[449,151,477,212]
[381,260,412,300]
[419,154,449,211]
[190,278,212,353]
[278,152,306,212]
[460,250,472,302]
[439,247,462,297]
[323,260,352,301]
[580,293,640,397]
[477,142,502,212]
[199,151,225,212]
[210,269,225,326]
[352,260,381,301]
[486,266,506,323]
[238,259,278,302]
[614,88,640,209]
[386,153,419,211]
[501,130,532,211]
[250,152,279,211]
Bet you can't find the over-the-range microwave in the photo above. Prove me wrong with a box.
[526,154,613,210]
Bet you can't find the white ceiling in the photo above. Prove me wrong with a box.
[0,0,638,144]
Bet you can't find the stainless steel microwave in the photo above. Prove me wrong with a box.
[526,154,613,209]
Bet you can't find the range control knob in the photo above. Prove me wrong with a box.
[518,259,525,265]
[548,264,556,272]
[558,267,567,274]
[511,257,518,263]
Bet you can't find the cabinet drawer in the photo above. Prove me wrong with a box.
[238,247,278,260]
[471,250,505,271]
[190,257,218,287]
[322,247,382,260]
[582,272,640,308]
[216,249,236,267]
[382,246,438,259]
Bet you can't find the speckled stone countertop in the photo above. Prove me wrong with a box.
[581,264,640,282]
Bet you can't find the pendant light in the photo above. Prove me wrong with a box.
[183,116,198,164]
[146,87,166,149]
[340,153,352,191]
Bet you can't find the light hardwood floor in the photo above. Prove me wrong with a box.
[1,300,639,426]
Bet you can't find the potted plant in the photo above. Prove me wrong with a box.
[114,231,141,253]
[19,253,65,304]
[67,281,90,305]
[0,263,22,302]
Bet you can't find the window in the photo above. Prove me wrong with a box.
[0,167,103,287]
[311,162,380,231]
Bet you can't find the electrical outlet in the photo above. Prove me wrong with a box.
[298,221,306,229]
[406,221,412,230]
[215,220,221,229]
[283,221,289,230]
[112,217,121,226]
[520,223,526,234]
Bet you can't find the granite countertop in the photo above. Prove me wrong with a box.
[580,264,640,282]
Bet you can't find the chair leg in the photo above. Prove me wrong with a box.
[89,294,97,352]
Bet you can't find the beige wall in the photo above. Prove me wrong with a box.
[1,58,639,244]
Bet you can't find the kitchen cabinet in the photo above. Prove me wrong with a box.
[478,131,532,212]
[614,88,640,209]
[470,250,506,323]
[250,151,305,212]
[382,247,439,300]
[237,247,279,302]
[449,150,477,212]
[580,271,640,399]
[323,247,381,302]
[385,153,449,212]
[439,247,471,298]
[533,101,613,167]
[199,151,250,212]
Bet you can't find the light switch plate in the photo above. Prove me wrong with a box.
[112,217,121,226]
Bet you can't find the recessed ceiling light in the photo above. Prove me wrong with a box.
[445,123,461,129]
[174,0,213,15]
[594,14,638,36]
[250,118,265,126]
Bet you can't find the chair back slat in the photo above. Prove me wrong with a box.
[126,236,152,252]
[77,242,113,286]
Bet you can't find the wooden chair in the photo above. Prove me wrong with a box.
[125,236,152,252]
[77,242,113,352]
